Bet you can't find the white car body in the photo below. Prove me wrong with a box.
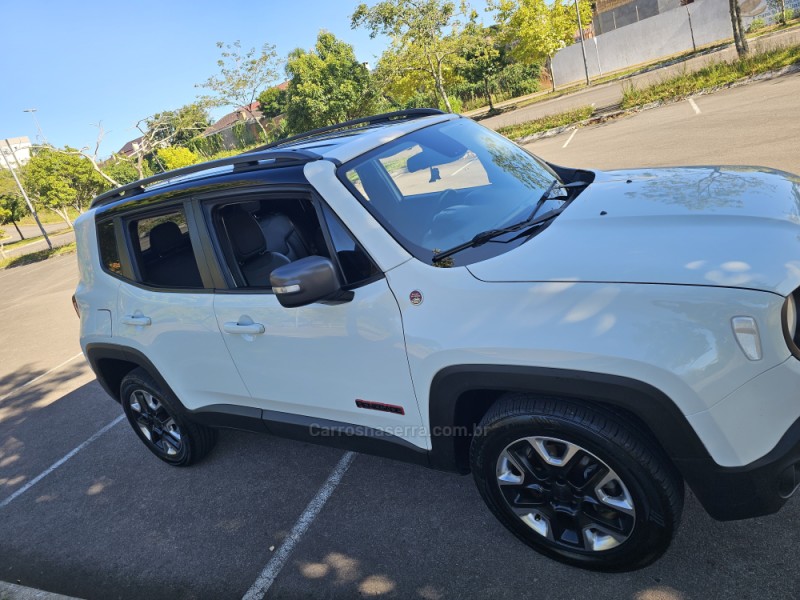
[75,110,800,533]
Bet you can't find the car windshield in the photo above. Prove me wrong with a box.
[340,118,566,265]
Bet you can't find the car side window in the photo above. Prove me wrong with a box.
[96,219,122,275]
[320,203,380,287]
[212,197,329,289]
[127,209,203,289]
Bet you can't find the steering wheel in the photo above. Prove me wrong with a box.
[435,188,459,214]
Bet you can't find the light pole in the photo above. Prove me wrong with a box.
[575,0,591,86]
[23,108,47,145]
[1,139,52,249]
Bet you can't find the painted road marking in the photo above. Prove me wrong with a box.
[688,98,701,115]
[0,352,84,403]
[562,128,578,149]
[0,414,124,509]
[242,451,356,600]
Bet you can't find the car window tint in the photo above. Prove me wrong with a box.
[129,209,203,289]
[96,220,122,275]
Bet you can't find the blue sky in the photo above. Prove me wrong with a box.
[1,0,490,158]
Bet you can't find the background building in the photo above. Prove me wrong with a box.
[0,136,32,169]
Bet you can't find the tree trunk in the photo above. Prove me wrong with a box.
[779,0,787,23]
[546,56,556,92]
[484,79,494,111]
[50,207,74,230]
[729,0,749,56]
[435,59,453,113]
[248,108,270,141]
[12,221,24,240]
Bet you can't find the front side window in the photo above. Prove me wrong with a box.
[128,209,203,289]
[341,118,563,265]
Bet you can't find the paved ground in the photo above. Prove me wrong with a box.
[1,223,70,245]
[480,26,800,131]
[2,72,800,600]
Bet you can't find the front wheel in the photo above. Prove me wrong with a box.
[470,395,684,571]
[120,367,217,467]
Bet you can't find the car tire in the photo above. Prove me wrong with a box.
[470,393,684,571]
[120,367,217,467]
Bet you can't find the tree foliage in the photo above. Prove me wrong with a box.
[156,147,201,171]
[197,40,283,138]
[0,192,27,240]
[457,25,504,110]
[257,86,288,119]
[23,148,109,227]
[285,32,382,133]
[102,155,152,185]
[352,0,473,112]
[145,104,211,148]
[491,0,592,89]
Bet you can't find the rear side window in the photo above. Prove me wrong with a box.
[128,209,203,289]
[96,220,122,275]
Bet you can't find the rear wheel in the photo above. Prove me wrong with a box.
[470,394,683,571]
[120,367,216,466]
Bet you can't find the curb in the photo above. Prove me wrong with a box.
[0,581,80,600]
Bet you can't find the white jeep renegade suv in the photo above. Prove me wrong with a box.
[74,109,800,571]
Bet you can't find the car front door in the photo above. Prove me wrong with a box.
[208,193,427,450]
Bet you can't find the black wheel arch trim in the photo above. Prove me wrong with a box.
[85,343,180,406]
[428,364,800,521]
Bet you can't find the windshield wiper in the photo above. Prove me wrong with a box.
[431,179,589,264]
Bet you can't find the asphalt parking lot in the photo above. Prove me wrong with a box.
[1,72,800,600]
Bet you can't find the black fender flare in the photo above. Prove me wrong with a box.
[427,364,711,471]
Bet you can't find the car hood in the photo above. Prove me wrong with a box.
[468,166,800,295]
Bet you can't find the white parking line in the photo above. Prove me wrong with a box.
[242,451,356,600]
[0,414,124,509]
[688,98,702,115]
[0,352,84,403]
[562,128,578,149]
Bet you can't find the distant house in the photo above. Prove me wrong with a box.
[0,136,32,169]
[200,82,289,151]
[117,136,144,158]
[199,101,280,151]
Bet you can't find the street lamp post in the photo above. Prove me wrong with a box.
[23,108,47,144]
[1,139,52,249]
[575,0,591,86]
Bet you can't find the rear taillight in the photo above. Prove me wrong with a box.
[72,295,80,318]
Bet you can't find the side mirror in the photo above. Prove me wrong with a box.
[270,256,353,308]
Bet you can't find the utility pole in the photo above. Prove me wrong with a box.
[1,139,52,249]
[23,108,47,145]
[686,3,697,52]
[575,0,591,86]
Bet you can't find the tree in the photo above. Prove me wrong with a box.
[156,147,200,171]
[729,0,750,56]
[102,155,152,185]
[352,0,472,112]
[23,148,109,228]
[491,0,593,91]
[197,40,283,139]
[145,104,211,148]
[457,26,503,110]
[257,86,288,119]
[0,192,26,240]
[284,32,382,133]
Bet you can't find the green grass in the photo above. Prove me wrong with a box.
[621,44,800,108]
[0,242,76,269]
[497,106,594,140]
